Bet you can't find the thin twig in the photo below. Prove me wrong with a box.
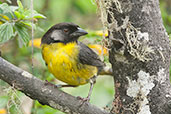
[31,0,34,74]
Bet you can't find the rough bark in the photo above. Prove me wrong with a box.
[100,0,171,114]
[0,57,109,114]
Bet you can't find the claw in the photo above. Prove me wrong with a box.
[77,96,90,106]
[44,80,54,86]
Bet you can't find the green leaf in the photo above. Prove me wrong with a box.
[0,3,11,14]
[17,0,23,10]
[0,22,14,43]
[0,3,17,18]
[33,13,46,19]
[24,10,46,19]
[14,11,21,18]
[17,0,24,19]
[22,10,31,18]
[14,23,30,47]
[20,21,32,27]
[9,6,18,12]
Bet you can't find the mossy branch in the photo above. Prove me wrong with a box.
[0,57,109,114]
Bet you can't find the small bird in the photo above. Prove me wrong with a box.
[41,22,105,101]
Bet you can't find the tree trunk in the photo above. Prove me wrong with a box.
[97,0,171,113]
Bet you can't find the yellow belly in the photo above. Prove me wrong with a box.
[41,42,97,86]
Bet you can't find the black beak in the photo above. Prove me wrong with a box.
[77,28,88,35]
[71,28,88,37]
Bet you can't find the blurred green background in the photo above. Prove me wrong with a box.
[0,0,170,114]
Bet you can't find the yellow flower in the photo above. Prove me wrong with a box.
[88,44,108,55]
[29,38,41,48]
[95,30,108,37]
[0,109,6,114]
[0,14,10,21]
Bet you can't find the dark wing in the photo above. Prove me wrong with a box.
[78,41,105,73]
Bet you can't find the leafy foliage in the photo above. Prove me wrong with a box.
[0,22,14,43]
[0,0,45,47]
[14,23,30,47]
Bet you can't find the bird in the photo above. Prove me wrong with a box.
[41,22,105,102]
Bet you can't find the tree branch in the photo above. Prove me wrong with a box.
[0,57,109,114]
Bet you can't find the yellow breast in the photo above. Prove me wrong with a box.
[41,42,97,85]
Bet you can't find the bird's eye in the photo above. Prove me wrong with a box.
[63,29,69,33]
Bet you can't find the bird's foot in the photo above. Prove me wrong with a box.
[77,96,90,106]
[44,80,54,86]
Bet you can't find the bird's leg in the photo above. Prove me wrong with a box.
[86,76,96,101]
[77,75,97,105]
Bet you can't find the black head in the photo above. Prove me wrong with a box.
[41,22,88,44]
